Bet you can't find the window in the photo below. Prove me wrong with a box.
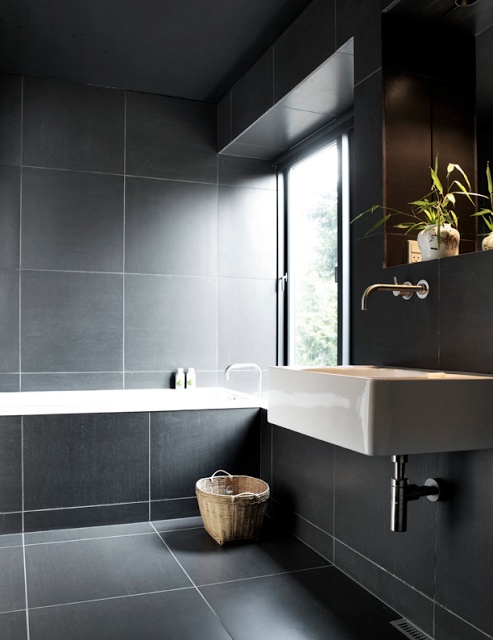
[279,133,350,366]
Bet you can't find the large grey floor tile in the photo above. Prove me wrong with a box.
[28,589,232,640]
[0,546,26,613]
[25,532,191,607]
[201,567,405,640]
[0,611,27,640]
[160,521,329,586]
[0,533,23,548]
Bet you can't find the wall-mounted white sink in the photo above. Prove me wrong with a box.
[268,365,493,456]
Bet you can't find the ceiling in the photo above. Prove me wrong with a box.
[385,0,493,35]
[0,0,314,103]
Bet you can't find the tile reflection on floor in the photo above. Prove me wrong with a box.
[0,517,407,640]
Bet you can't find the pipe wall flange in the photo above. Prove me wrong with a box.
[416,279,430,299]
[425,478,441,502]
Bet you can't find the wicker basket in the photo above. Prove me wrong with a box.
[196,470,270,545]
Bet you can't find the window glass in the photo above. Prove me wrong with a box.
[287,143,339,366]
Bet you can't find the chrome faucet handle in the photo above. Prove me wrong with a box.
[392,277,413,300]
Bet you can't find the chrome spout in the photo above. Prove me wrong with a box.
[361,278,429,310]
[224,362,262,398]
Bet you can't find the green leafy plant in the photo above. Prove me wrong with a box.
[352,155,477,236]
[472,161,493,235]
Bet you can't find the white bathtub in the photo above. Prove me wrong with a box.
[0,387,265,416]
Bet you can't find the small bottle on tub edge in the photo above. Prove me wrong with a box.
[175,368,185,390]
[186,368,196,389]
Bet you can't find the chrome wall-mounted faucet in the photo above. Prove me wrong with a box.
[361,277,429,310]
[224,363,262,397]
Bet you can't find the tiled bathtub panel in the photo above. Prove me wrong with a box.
[23,412,149,510]
[150,408,261,500]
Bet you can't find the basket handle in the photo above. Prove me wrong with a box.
[210,470,233,480]
[231,491,260,502]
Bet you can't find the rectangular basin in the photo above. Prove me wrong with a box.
[268,365,493,456]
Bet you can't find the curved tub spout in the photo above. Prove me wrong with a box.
[224,363,262,398]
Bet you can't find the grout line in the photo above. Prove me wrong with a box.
[332,446,336,563]
[21,414,31,639]
[19,163,221,187]
[151,523,234,639]
[432,455,439,638]
[148,413,151,521]
[23,500,149,513]
[19,77,24,392]
[122,91,126,388]
[150,522,196,587]
[333,537,435,604]
[0,608,27,616]
[24,530,157,547]
[20,418,25,536]
[18,267,225,279]
[22,522,204,547]
[195,564,333,590]
[22,539,31,640]
[27,585,195,612]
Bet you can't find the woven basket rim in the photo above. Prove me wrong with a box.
[195,474,269,499]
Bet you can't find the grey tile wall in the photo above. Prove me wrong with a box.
[0,269,19,374]
[124,274,217,372]
[231,48,274,140]
[0,164,20,269]
[273,0,336,103]
[0,417,22,515]
[21,271,123,373]
[150,408,260,500]
[22,168,124,272]
[125,91,217,183]
[124,177,217,276]
[0,74,22,165]
[218,278,277,370]
[0,73,277,391]
[218,186,277,279]
[22,77,125,173]
[23,413,149,510]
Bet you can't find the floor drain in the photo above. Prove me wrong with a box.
[390,618,433,640]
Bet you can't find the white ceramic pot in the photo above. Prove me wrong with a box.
[417,223,460,261]
[482,231,493,251]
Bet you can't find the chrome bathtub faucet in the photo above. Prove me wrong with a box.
[224,363,262,398]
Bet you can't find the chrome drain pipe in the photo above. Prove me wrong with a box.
[391,455,441,532]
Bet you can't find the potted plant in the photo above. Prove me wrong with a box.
[472,161,493,251]
[353,155,477,260]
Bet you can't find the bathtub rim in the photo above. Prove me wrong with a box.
[0,386,266,416]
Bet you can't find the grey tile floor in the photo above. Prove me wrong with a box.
[0,517,409,639]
